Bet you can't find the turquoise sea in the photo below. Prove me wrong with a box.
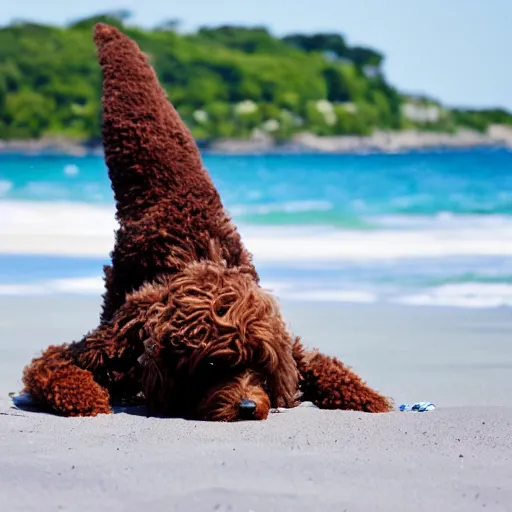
[1,149,511,308]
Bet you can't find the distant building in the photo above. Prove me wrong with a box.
[362,65,381,79]
[321,51,352,66]
[339,102,357,114]
[402,101,442,123]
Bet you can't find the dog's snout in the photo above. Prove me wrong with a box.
[239,398,257,418]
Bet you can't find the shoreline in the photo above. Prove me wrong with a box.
[2,126,512,156]
[1,202,511,309]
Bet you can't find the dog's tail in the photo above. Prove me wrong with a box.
[93,23,219,224]
[93,24,257,320]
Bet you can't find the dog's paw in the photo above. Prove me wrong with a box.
[48,366,112,416]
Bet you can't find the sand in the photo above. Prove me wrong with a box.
[1,296,511,511]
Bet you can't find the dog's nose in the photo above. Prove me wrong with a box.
[239,398,257,418]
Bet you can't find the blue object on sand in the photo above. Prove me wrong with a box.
[399,401,436,412]
[10,392,37,410]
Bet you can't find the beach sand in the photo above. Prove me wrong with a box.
[1,296,511,511]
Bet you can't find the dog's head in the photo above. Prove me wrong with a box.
[136,260,299,421]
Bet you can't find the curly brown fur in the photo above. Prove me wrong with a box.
[22,345,111,416]
[292,339,393,412]
[128,256,300,419]
[93,23,256,321]
[20,23,392,421]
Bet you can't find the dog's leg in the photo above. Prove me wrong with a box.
[22,342,112,416]
[22,319,144,417]
[22,280,174,416]
[292,338,393,413]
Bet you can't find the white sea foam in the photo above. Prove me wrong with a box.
[246,228,512,262]
[0,276,105,296]
[63,164,80,177]
[228,199,333,216]
[279,289,377,303]
[0,201,116,236]
[2,275,510,310]
[393,283,512,309]
[1,201,512,262]
[0,276,286,298]
[0,180,13,197]
[374,213,512,231]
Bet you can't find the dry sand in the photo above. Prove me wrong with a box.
[1,296,511,511]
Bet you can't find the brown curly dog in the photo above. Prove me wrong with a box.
[21,24,393,421]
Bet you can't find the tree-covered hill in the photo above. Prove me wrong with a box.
[1,12,511,143]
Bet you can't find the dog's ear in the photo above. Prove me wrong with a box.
[93,24,258,314]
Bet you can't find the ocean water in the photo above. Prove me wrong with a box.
[1,149,511,308]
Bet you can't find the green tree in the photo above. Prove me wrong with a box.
[0,16,510,142]
[3,90,56,138]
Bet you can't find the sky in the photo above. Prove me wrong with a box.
[1,0,511,111]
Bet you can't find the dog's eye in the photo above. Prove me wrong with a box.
[201,361,219,376]
[197,359,232,380]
